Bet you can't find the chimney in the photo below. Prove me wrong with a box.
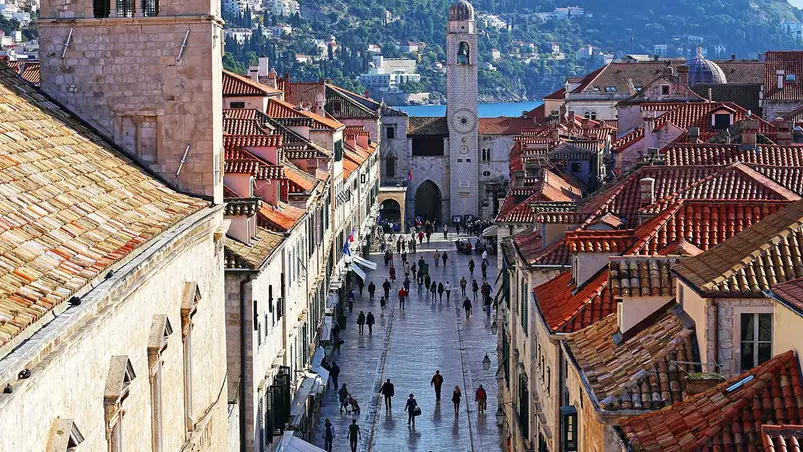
[688,126,700,143]
[581,117,589,129]
[707,87,712,102]
[249,66,259,82]
[775,118,793,145]
[677,65,689,87]
[639,177,655,207]
[259,56,269,77]
[684,373,726,397]
[568,110,576,123]
[741,118,758,146]
[777,69,786,90]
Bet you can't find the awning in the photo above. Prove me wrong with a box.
[353,255,377,271]
[320,316,333,343]
[275,431,327,452]
[310,347,330,385]
[288,372,325,428]
[351,263,367,282]
[326,293,338,310]
[482,225,498,237]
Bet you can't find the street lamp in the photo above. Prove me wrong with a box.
[483,353,491,370]
[490,319,498,335]
[495,406,505,427]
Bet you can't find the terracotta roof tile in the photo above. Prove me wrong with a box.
[223,70,283,96]
[674,197,803,296]
[610,256,679,298]
[224,159,285,180]
[565,308,696,411]
[764,51,803,100]
[257,202,305,232]
[4,61,40,85]
[0,70,207,347]
[283,162,317,193]
[478,116,535,135]
[533,269,614,333]
[664,144,803,167]
[772,277,803,315]
[761,424,803,452]
[224,134,283,149]
[223,118,271,136]
[408,116,448,136]
[224,227,284,269]
[620,351,803,451]
[267,98,343,130]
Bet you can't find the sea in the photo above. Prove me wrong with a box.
[393,100,543,118]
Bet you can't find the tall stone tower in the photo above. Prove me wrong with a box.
[38,0,224,203]
[446,0,479,218]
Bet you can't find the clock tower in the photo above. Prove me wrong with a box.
[447,0,479,218]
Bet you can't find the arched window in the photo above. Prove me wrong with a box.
[590,112,597,120]
[385,154,396,178]
[583,112,591,119]
[457,41,470,65]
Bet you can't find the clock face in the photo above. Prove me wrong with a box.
[451,109,477,133]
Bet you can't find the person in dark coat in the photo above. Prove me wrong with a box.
[430,370,444,402]
[441,252,448,266]
[451,386,462,416]
[460,277,467,297]
[462,297,472,319]
[357,311,366,334]
[366,312,375,334]
[481,260,488,279]
[411,261,417,280]
[357,278,364,296]
[380,296,387,314]
[437,282,445,302]
[324,419,334,452]
[424,274,431,291]
[472,279,479,300]
[468,258,475,275]
[348,290,355,313]
[430,281,437,301]
[382,279,391,299]
[403,276,411,292]
[330,362,341,390]
[338,384,350,413]
[389,265,396,282]
[405,393,418,426]
[348,419,361,452]
[380,379,395,411]
[368,281,376,301]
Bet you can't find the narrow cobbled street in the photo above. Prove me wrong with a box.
[314,234,502,452]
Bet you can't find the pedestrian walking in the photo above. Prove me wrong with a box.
[383,279,391,300]
[411,237,417,253]
[403,261,410,277]
[426,230,431,244]
[384,249,391,266]
[348,290,355,313]
[380,379,395,411]
[334,337,344,354]
[481,260,488,279]
[437,282,444,302]
[411,262,417,280]
[460,276,467,297]
[445,281,452,303]
[368,281,376,301]
[463,297,472,319]
[389,264,396,282]
[433,250,440,267]
[380,296,387,314]
[357,278,364,297]
[348,419,361,452]
[430,281,437,301]
[397,237,402,254]
[424,274,431,291]
[452,386,462,416]
[468,258,475,276]
[357,311,365,334]
[338,384,350,413]
[443,224,448,239]
[324,419,335,452]
[482,249,488,265]
[430,370,444,402]
[484,295,493,318]
[366,311,375,334]
[456,223,461,235]
[330,362,340,390]
[405,394,419,426]
[441,251,448,267]
[472,279,479,301]
[418,230,424,245]
[403,276,411,292]
[398,287,407,309]
[475,384,487,412]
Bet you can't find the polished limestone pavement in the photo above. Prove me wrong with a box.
[314,234,502,452]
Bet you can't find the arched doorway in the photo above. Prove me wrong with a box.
[380,199,401,225]
[414,180,442,223]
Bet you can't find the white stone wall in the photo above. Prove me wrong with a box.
[39,17,224,202]
[0,210,228,452]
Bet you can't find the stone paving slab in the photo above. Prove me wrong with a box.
[313,235,501,452]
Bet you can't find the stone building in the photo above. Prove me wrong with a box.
[0,68,229,451]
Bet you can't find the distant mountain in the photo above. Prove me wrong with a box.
[223,0,803,102]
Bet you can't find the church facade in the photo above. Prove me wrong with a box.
[380,0,534,226]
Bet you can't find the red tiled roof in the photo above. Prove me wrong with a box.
[283,162,317,193]
[4,61,40,85]
[764,51,803,100]
[653,102,774,134]
[664,144,803,167]
[223,108,260,120]
[565,229,636,253]
[223,69,283,96]
[612,127,644,153]
[609,256,679,297]
[532,270,614,333]
[479,116,535,135]
[761,424,803,452]
[223,118,271,136]
[565,308,695,411]
[257,202,305,232]
[267,97,343,130]
[620,351,803,452]
[773,277,803,315]
[543,87,566,100]
[224,134,283,149]
[224,159,285,180]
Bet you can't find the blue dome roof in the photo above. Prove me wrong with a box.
[449,0,474,21]
[686,47,727,86]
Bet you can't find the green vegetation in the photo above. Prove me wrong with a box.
[223,0,803,102]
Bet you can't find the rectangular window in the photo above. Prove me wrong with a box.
[412,136,444,156]
[140,116,158,163]
[116,0,134,17]
[150,363,164,452]
[230,101,246,109]
[713,113,732,130]
[94,0,110,17]
[605,86,617,92]
[521,281,529,335]
[561,406,578,452]
[334,140,343,161]
[740,313,772,371]
[386,126,396,139]
[142,0,158,17]
[182,319,194,432]
[661,85,670,95]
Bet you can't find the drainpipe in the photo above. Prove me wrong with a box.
[239,275,253,452]
[712,298,719,372]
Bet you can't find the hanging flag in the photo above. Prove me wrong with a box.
[342,239,351,256]
[348,228,355,242]
[407,169,413,181]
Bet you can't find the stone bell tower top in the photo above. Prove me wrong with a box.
[448,0,475,34]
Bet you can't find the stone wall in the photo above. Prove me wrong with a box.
[0,210,228,451]
[39,17,224,202]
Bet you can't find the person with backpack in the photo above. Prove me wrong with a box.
[475,385,487,412]
[460,277,467,297]
[380,378,395,411]
[472,279,479,300]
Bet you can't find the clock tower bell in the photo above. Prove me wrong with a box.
[447,0,479,218]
